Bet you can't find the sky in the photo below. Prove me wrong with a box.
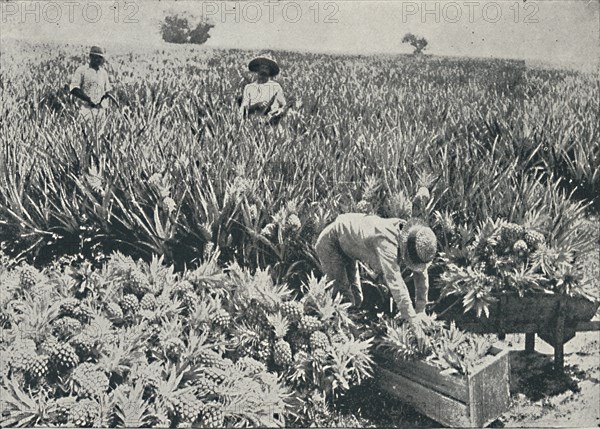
[1,0,599,70]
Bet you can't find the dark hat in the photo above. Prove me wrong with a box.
[398,218,437,273]
[89,46,105,57]
[248,55,280,77]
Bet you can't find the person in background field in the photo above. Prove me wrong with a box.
[70,46,112,122]
[315,189,437,331]
[239,54,287,124]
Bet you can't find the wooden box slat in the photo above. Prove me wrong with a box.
[376,367,472,428]
[468,347,511,427]
[375,346,510,427]
[376,354,469,402]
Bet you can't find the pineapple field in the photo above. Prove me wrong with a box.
[1,39,599,427]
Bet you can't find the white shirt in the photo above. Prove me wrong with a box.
[241,80,286,112]
[70,65,111,104]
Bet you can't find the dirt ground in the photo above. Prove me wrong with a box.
[336,315,600,428]
[497,328,600,428]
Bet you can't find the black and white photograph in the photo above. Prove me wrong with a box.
[0,0,598,427]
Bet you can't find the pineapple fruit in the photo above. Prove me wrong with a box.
[500,222,524,245]
[269,313,292,367]
[200,403,224,428]
[309,331,330,351]
[127,267,150,296]
[52,317,83,341]
[214,308,231,329]
[69,398,100,427]
[298,315,321,334]
[120,294,140,314]
[71,363,109,398]
[25,355,49,380]
[8,339,38,372]
[255,339,272,364]
[140,293,157,311]
[524,229,545,250]
[19,265,40,289]
[513,240,528,256]
[49,342,80,370]
[280,300,303,322]
[174,393,204,424]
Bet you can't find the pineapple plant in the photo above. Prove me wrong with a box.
[25,354,49,380]
[309,331,330,351]
[59,298,81,318]
[236,356,266,376]
[524,229,545,250]
[171,280,194,298]
[72,303,95,324]
[280,300,303,322]
[121,294,140,314]
[70,332,99,360]
[49,341,80,370]
[194,375,218,397]
[105,301,124,321]
[256,339,272,364]
[173,392,203,424]
[69,398,100,427]
[52,316,83,341]
[213,308,231,329]
[513,239,529,256]
[18,265,40,289]
[8,339,38,372]
[269,313,293,367]
[298,315,321,334]
[288,330,310,354]
[198,349,228,369]
[181,292,198,312]
[244,304,269,332]
[140,293,157,311]
[499,222,524,247]
[126,267,150,296]
[285,213,302,232]
[199,402,224,428]
[0,309,11,328]
[71,363,110,398]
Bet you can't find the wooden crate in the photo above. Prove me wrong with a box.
[374,346,510,428]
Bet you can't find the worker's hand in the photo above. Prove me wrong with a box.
[409,313,428,340]
[269,107,284,118]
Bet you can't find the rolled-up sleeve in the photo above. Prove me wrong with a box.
[70,66,83,91]
[376,242,416,320]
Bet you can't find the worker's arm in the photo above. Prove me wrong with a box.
[413,269,430,313]
[69,66,94,107]
[377,242,417,321]
[239,84,251,119]
[70,87,95,106]
[100,71,113,107]
[269,83,287,117]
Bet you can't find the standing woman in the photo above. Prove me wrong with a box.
[239,54,287,124]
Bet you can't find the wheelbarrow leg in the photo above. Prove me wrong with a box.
[554,304,566,373]
[525,333,535,353]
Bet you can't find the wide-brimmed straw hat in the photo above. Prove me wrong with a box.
[89,46,105,57]
[398,217,437,273]
[248,54,280,77]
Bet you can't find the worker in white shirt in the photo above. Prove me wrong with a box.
[70,46,113,122]
[239,54,287,124]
